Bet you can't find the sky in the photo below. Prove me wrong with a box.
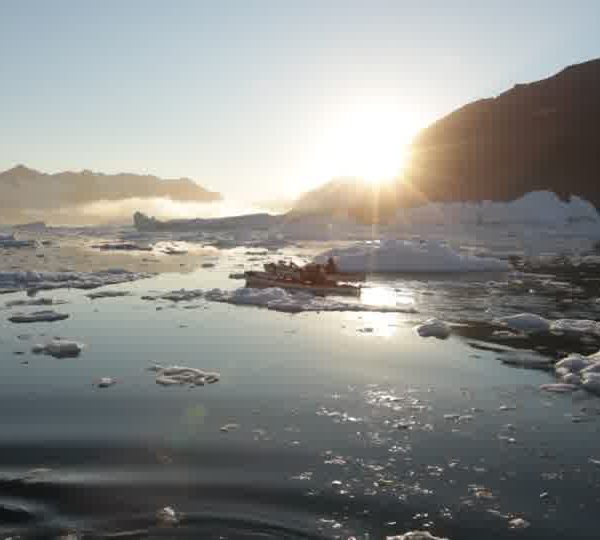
[1,0,599,203]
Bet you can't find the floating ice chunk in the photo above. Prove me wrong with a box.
[0,233,37,249]
[151,365,219,387]
[555,354,593,376]
[0,269,149,293]
[32,339,84,358]
[539,383,579,393]
[386,531,449,540]
[161,246,188,255]
[5,297,65,307]
[220,423,240,432]
[508,517,530,530]
[415,318,451,339]
[97,377,116,388]
[495,313,550,333]
[582,373,600,395]
[92,242,152,251]
[156,506,179,525]
[86,290,130,299]
[205,287,416,314]
[9,310,69,323]
[551,319,600,335]
[316,239,510,273]
[581,362,600,375]
[561,373,582,385]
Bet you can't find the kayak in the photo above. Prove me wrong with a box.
[245,271,360,296]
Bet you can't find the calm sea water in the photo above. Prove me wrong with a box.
[1,254,599,539]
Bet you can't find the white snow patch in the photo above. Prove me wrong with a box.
[32,339,84,358]
[316,239,510,273]
[9,310,69,323]
[415,318,451,339]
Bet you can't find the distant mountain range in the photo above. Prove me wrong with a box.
[294,58,600,221]
[0,165,221,222]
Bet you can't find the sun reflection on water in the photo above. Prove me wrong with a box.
[356,286,417,338]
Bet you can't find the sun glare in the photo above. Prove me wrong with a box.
[305,103,422,191]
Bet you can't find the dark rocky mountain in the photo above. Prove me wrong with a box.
[293,58,600,221]
[0,165,221,220]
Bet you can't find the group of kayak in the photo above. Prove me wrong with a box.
[244,258,364,296]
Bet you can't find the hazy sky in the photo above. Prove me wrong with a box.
[1,1,599,202]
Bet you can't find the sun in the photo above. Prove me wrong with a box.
[309,103,420,188]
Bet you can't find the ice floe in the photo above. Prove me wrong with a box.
[415,318,451,339]
[205,287,417,313]
[86,290,131,299]
[551,318,600,336]
[32,339,84,358]
[0,233,37,249]
[97,377,116,388]
[582,373,600,394]
[5,297,66,307]
[551,352,600,396]
[0,269,149,293]
[495,313,550,333]
[156,506,180,525]
[149,365,220,387]
[539,383,579,394]
[316,239,510,273]
[144,286,417,313]
[91,241,152,251]
[386,532,449,540]
[9,310,70,323]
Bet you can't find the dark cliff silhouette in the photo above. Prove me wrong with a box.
[292,58,600,222]
[407,58,600,206]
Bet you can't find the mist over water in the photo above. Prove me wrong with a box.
[10,197,274,226]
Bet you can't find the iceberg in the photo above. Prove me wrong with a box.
[316,239,510,273]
